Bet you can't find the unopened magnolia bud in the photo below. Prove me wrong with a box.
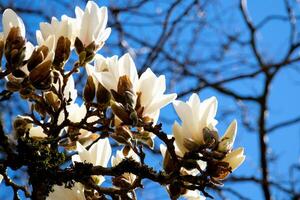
[44,91,60,111]
[5,27,26,69]
[53,36,71,69]
[29,60,53,90]
[27,46,49,71]
[129,110,138,126]
[84,76,95,103]
[96,83,111,107]
[111,101,131,124]
[78,51,86,64]
[117,75,133,95]
[203,127,219,149]
[74,37,84,55]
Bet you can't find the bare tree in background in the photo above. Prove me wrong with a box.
[1,0,300,199]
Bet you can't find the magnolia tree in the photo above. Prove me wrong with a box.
[0,1,245,199]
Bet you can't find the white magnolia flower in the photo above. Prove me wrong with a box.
[137,68,177,123]
[2,8,25,40]
[75,1,111,48]
[72,138,111,185]
[173,93,218,154]
[37,15,76,48]
[89,53,138,92]
[47,183,85,200]
[111,148,140,184]
[183,190,206,200]
[89,53,176,123]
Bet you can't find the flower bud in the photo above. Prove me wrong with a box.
[203,127,219,149]
[27,45,49,71]
[74,37,84,55]
[111,101,131,124]
[117,75,133,95]
[29,60,53,90]
[53,36,71,69]
[4,27,26,70]
[44,91,60,111]
[83,76,96,103]
[218,120,237,152]
[96,82,111,107]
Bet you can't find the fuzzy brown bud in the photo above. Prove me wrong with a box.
[4,27,26,70]
[29,60,53,90]
[111,101,132,124]
[96,83,111,107]
[83,76,96,103]
[27,45,49,71]
[203,127,219,149]
[53,36,71,69]
[44,91,60,111]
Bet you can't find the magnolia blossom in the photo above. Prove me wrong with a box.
[173,93,218,154]
[2,8,25,40]
[47,183,85,200]
[183,190,206,200]
[37,15,76,48]
[87,54,138,92]
[75,1,111,47]
[111,148,140,185]
[72,138,111,185]
[88,53,177,123]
